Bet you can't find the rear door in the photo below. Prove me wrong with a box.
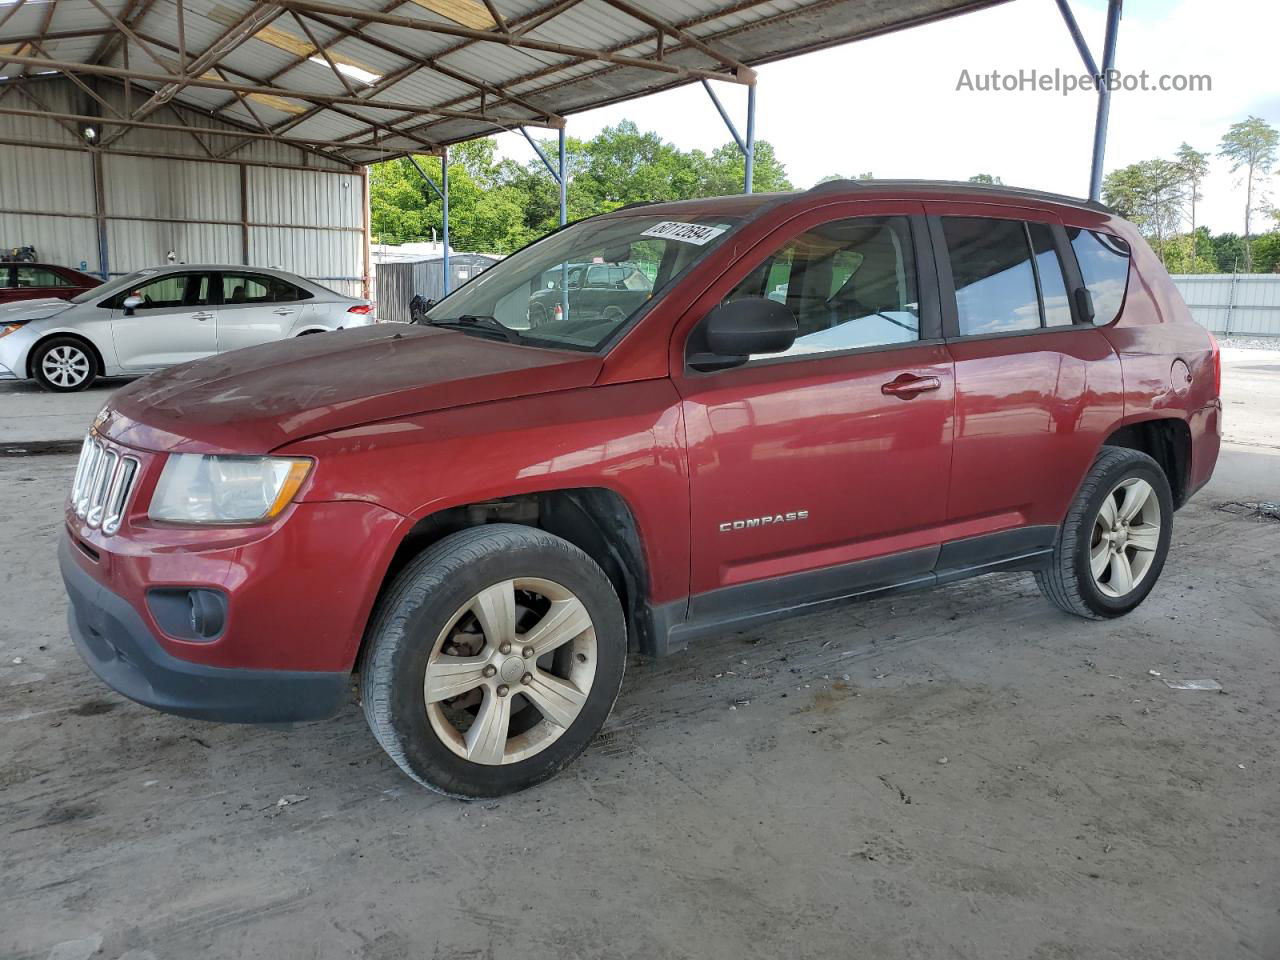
[927,204,1123,567]
[673,202,955,615]
[215,272,312,352]
[109,271,218,370]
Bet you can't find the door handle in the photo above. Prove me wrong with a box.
[273,307,295,315]
[192,312,214,321]
[881,374,941,398]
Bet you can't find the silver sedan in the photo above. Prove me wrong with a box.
[0,264,376,391]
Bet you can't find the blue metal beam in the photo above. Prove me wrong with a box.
[1089,0,1123,202]
[701,78,757,194]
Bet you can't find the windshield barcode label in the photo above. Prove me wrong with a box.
[640,221,727,245]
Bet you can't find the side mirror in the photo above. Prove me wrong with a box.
[688,297,798,371]
[1074,287,1095,324]
[122,295,143,316]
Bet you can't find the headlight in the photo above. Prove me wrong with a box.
[149,455,312,524]
[0,322,24,340]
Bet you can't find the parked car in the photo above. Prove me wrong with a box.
[0,262,101,304]
[525,260,652,328]
[0,264,375,391]
[60,181,1221,798]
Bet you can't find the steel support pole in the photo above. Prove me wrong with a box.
[441,144,451,295]
[1088,0,1123,201]
[557,126,567,226]
[744,83,756,195]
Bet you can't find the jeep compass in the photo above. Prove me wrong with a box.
[60,181,1222,797]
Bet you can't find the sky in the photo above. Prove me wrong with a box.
[491,0,1280,235]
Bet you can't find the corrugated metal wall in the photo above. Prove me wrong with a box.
[374,255,501,323]
[0,77,367,297]
[1171,274,1280,336]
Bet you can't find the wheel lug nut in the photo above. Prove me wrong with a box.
[499,642,512,655]
[482,665,497,678]
[521,672,532,685]
[522,646,535,659]
[496,684,509,697]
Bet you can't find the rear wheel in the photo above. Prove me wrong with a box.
[32,337,96,392]
[360,524,626,797]
[1036,446,1173,619]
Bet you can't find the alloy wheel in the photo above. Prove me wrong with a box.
[1089,477,1162,598]
[424,578,596,765]
[41,345,91,388]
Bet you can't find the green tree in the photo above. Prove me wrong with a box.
[1219,116,1279,271]
[1175,143,1210,238]
[1102,159,1185,262]
[968,173,1003,185]
[1211,232,1246,273]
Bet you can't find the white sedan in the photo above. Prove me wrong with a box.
[0,264,376,391]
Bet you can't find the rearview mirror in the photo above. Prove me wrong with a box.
[122,295,143,315]
[688,297,797,371]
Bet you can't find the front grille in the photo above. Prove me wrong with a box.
[71,434,140,535]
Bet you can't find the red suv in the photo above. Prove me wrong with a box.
[61,181,1221,797]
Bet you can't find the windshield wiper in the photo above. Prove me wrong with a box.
[424,314,525,345]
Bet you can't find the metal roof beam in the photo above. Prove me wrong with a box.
[0,103,418,155]
[0,53,554,127]
[598,0,756,82]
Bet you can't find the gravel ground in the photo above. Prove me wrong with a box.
[0,348,1277,960]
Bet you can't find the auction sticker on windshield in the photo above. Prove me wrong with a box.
[640,221,727,245]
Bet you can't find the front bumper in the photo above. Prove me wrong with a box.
[61,536,349,723]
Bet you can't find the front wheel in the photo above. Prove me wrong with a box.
[1036,446,1174,619]
[359,524,626,798]
[32,337,96,392]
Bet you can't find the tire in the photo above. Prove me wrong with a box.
[359,524,626,798]
[32,336,96,392]
[1036,446,1174,619]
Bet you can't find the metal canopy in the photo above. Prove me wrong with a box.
[0,0,1010,168]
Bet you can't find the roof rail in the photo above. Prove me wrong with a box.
[805,178,1113,215]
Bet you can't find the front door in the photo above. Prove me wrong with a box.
[673,204,955,619]
[109,271,217,370]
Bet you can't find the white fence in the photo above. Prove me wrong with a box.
[1170,274,1280,337]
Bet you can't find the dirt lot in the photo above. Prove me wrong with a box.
[1,347,1278,960]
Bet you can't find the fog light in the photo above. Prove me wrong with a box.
[148,588,227,641]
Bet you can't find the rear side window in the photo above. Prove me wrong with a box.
[941,217,1040,335]
[220,273,310,305]
[1069,228,1131,325]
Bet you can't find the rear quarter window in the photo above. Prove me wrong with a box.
[1069,228,1131,325]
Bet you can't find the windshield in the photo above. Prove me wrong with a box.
[427,214,740,350]
[69,269,164,304]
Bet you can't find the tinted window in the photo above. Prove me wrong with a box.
[220,273,307,305]
[110,273,211,310]
[16,267,70,288]
[1,268,11,289]
[943,217,1040,335]
[1029,223,1073,326]
[727,216,919,359]
[1069,228,1131,325]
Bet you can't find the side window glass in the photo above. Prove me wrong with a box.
[724,216,920,359]
[221,274,276,305]
[1029,223,1073,326]
[117,274,194,311]
[1,268,12,289]
[943,217,1041,335]
[16,267,69,287]
[1069,228,1131,325]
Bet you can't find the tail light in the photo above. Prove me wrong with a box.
[347,304,373,315]
[552,303,563,322]
[1208,332,1221,397]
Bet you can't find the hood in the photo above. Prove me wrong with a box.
[2,298,72,321]
[102,324,603,454]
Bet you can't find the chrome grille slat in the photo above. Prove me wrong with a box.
[71,433,140,533]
